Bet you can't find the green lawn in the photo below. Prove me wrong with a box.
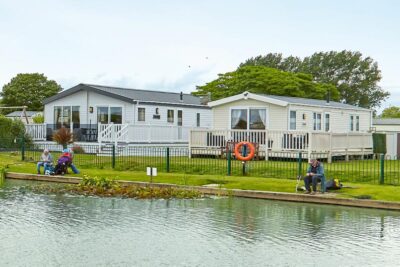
[2,152,400,203]
[19,149,400,185]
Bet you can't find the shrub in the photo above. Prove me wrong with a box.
[32,113,44,123]
[52,127,73,149]
[0,116,30,148]
[80,175,117,189]
[10,119,25,139]
[71,145,85,154]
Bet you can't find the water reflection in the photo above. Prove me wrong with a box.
[1,180,400,266]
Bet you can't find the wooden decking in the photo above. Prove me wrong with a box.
[189,129,374,162]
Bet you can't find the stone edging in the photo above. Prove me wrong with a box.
[5,172,400,211]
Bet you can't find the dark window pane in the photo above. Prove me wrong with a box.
[196,113,200,127]
[249,109,266,130]
[54,106,62,127]
[178,110,183,126]
[167,110,174,123]
[231,109,247,129]
[72,106,80,128]
[110,107,122,123]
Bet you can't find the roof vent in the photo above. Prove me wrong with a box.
[180,92,183,101]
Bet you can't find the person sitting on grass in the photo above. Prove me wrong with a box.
[37,149,53,174]
[303,159,324,195]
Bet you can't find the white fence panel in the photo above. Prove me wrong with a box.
[25,124,46,141]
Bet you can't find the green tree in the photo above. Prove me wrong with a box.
[241,51,389,109]
[242,53,302,72]
[380,106,400,118]
[0,116,31,148]
[1,73,62,111]
[194,66,339,101]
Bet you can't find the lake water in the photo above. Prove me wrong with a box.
[1,180,400,267]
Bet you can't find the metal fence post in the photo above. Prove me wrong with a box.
[379,153,385,184]
[21,136,25,161]
[297,151,302,177]
[227,147,231,176]
[166,147,170,172]
[112,144,116,169]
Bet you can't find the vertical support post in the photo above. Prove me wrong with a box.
[188,129,192,159]
[112,144,116,169]
[345,133,349,161]
[297,151,302,178]
[380,153,385,185]
[328,132,332,163]
[265,129,269,161]
[21,135,25,161]
[307,132,312,161]
[227,147,231,176]
[98,123,102,145]
[166,147,170,172]
[43,123,47,141]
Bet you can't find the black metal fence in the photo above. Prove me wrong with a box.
[1,138,399,185]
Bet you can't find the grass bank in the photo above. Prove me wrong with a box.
[2,153,400,202]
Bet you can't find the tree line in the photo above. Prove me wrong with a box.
[194,50,389,110]
[0,50,395,116]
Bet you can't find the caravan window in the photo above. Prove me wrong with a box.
[196,113,201,127]
[231,109,248,129]
[249,109,266,130]
[54,106,80,128]
[231,108,266,130]
[325,113,330,132]
[289,111,296,130]
[97,106,122,124]
[313,112,322,131]
[167,110,174,123]
[350,115,360,131]
[138,108,145,122]
[110,107,122,123]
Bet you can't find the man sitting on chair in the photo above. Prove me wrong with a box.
[37,149,53,174]
[303,159,324,195]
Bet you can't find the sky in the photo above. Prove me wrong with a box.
[1,0,399,111]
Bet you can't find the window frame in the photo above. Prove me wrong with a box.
[54,105,80,127]
[229,107,268,130]
[289,110,297,130]
[96,105,124,124]
[137,107,146,122]
[313,112,322,131]
[324,112,330,132]
[167,109,175,124]
[196,113,201,127]
[350,114,360,132]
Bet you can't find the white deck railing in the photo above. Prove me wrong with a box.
[25,124,46,141]
[189,129,373,154]
[98,123,194,143]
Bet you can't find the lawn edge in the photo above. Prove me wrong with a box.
[5,172,400,211]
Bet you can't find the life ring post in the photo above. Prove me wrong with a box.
[234,142,256,162]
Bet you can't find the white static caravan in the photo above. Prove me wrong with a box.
[37,83,212,144]
[373,118,400,159]
[190,91,374,159]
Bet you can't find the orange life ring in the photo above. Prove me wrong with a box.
[234,142,255,161]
